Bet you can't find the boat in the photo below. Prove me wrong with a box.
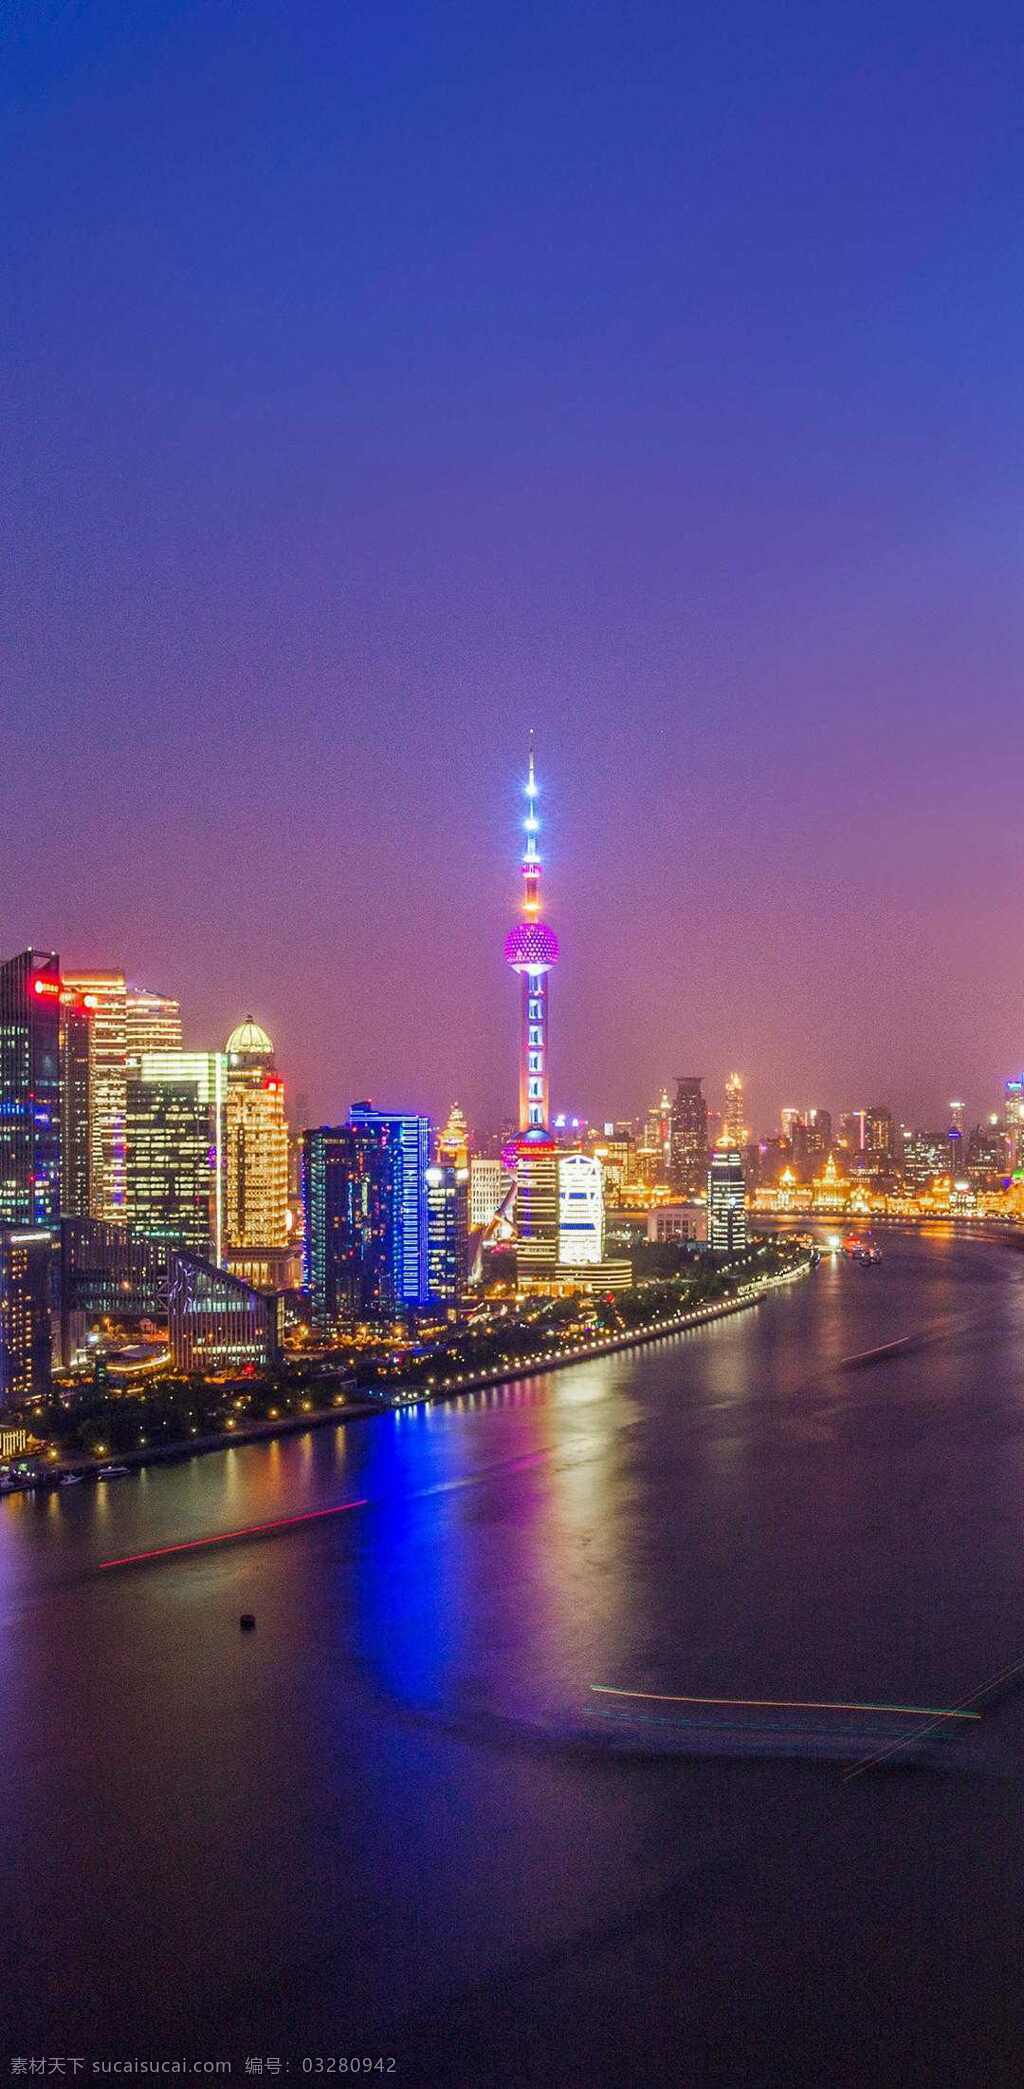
[841,1233,882,1265]
[59,1473,85,1486]
[96,1464,131,1480]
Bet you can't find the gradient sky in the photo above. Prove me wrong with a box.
[4,0,1023,1135]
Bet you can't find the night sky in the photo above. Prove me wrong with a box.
[5,0,1023,1135]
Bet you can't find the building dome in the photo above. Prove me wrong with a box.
[226,1016,274,1060]
[503,922,560,973]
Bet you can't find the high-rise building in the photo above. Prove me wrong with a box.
[723,1073,747,1147]
[224,1020,289,1256]
[558,1152,604,1266]
[670,1077,708,1196]
[838,1110,867,1162]
[865,1106,895,1168]
[707,1144,748,1255]
[637,1089,672,1184]
[425,1165,469,1306]
[1004,1077,1024,1171]
[59,988,92,1219]
[515,1140,560,1280]
[903,1129,947,1188]
[348,1103,431,1307]
[436,1104,470,1172]
[0,1227,54,1405]
[62,970,127,1220]
[944,1099,966,1181]
[125,1078,215,1256]
[302,1124,401,1330]
[469,1155,513,1230]
[125,988,183,1069]
[966,1120,1005,1188]
[0,949,62,1229]
[139,1052,227,1265]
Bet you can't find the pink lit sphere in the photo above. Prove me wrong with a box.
[503,922,559,972]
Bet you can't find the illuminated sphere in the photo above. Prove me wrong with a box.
[225,1016,274,1060]
[503,922,559,973]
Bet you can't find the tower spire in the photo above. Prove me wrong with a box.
[522,728,541,915]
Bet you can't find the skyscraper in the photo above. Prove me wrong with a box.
[707,1144,748,1254]
[504,737,561,1279]
[1004,1076,1024,1171]
[224,1020,289,1256]
[302,1124,400,1329]
[723,1073,747,1147]
[515,1141,560,1281]
[125,1078,215,1256]
[0,1227,54,1404]
[637,1089,672,1184]
[469,1155,512,1230]
[425,1165,469,1307]
[558,1152,604,1266]
[865,1106,896,1169]
[670,1077,708,1197]
[348,1103,431,1307]
[138,1052,227,1264]
[62,970,127,1219]
[125,987,183,1068]
[59,988,92,1219]
[0,949,62,1229]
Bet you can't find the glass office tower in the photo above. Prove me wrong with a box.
[347,1104,431,1308]
[302,1124,400,1330]
[0,1227,54,1404]
[425,1165,469,1306]
[0,949,62,1229]
[138,1052,227,1264]
[125,1078,215,1257]
[59,988,92,1219]
[62,970,127,1220]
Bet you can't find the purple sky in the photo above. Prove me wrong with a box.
[4,0,1024,1136]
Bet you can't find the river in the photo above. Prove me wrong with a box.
[4,1228,1024,2085]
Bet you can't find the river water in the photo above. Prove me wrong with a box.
[4,1229,1024,2085]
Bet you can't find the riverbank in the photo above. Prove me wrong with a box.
[5,1256,813,1491]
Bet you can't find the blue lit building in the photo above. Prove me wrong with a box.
[0,949,62,1229]
[348,1104,432,1308]
[302,1123,401,1329]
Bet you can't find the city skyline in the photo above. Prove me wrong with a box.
[5,923,1020,1142]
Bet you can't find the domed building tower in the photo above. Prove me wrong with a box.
[504,738,560,1279]
[224,1017,289,1263]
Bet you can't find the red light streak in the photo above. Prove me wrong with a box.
[590,1685,979,1721]
[98,1498,369,1569]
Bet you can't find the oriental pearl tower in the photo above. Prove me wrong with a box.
[504,734,561,1274]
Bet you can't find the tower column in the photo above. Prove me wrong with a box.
[520,968,550,1131]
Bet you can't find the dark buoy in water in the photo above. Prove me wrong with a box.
[239,1613,256,1631]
